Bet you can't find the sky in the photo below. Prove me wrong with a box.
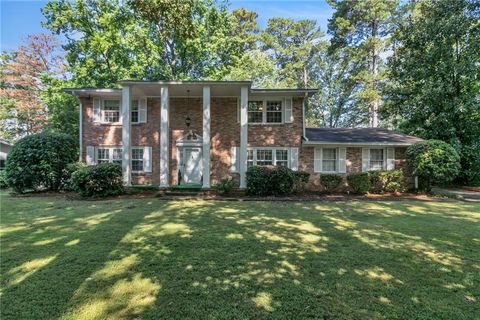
[0,0,333,52]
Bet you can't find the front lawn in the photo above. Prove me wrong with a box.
[1,193,479,319]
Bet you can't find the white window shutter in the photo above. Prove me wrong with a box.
[230,147,239,172]
[338,147,347,173]
[139,98,147,123]
[86,146,95,165]
[93,98,101,122]
[314,147,322,173]
[284,98,293,123]
[387,148,395,170]
[143,146,152,172]
[362,148,370,172]
[290,148,299,171]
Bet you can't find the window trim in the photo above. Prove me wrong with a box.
[101,99,121,123]
[314,147,339,173]
[247,98,284,125]
[321,147,337,173]
[94,146,147,173]
[246,147,290,168]
[131,147,144,173]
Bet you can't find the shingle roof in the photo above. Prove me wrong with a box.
[304,128,423,145]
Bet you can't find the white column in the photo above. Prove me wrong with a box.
[79,100,83,161]
[159,85,170,188]
[239,86,248,188]
[122,85,131,186]
[202,86,211,188]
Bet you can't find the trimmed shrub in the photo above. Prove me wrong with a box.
[320,174,343,193]
[5,132,77,193]
[292,170,310,193]
[213,177,238,195]
[369,170,406,193]
[69,163,124,197]
[347,172,371,194]
[406,140,461,191]
[0,170,8,189]
[246,165,295,196]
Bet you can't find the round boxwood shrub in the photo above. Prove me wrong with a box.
[69,163,124,197]
[346,172,371,194]
[369,170,405,193]
[320,173,343,193]
[5,132,77,193]
[406,140,461,191]
[246,165,295,196]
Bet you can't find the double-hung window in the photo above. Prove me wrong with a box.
[266,101,283,123]
[112,148,122,165]
[102,100,120,123]
[131,100,139,123]
[97,148,110,164]
[247,149,254,168]
[248,101,263,123]
[247,148,289,167]
[322,148,337,172]
[369,149,384,171]
[256,150,273,166]
[132,148,144,172]
[97,147,122,165]
[276,150,288,167]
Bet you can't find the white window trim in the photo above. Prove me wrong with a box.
[131,147,144,173]
[314,147,339,173]
[248,99,284,125]
[101,99,122,124]
[247,147,290,167]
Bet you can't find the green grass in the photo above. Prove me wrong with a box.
[1,193,479,320]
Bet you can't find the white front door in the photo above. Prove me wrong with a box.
[182,147,202,184]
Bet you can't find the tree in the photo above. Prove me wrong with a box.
[261,18,325,88]
[328,0,398,127]
[0,34,60,139]
[385,0,480,185]
[42,0,244,85]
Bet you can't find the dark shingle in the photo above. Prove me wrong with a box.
[305,128,423,145]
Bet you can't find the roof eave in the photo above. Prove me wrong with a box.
[302,141,416,146]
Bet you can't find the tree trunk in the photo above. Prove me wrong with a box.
[370,19,379,127]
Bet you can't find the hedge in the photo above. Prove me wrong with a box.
[69,163,124,197]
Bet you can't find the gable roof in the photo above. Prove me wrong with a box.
[304,128,423,146]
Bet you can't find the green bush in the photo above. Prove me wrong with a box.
[69,163,124,197]
[213,177,238,195]
[292,171,310,193]
[459,143,480,186]
[347,172,371,194]
[0,170,8,189]
[246,165,295,196]
[5,132,78,193]
[406,140,461,191]
[369,170,406,193]
[320,174,343,193]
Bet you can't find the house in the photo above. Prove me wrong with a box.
[0,138,12,170]
[65,80,422,189]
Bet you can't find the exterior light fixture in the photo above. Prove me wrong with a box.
[185,116,191,127]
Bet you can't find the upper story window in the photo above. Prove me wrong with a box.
[247,100,284,124]
[131,100,139,123]
[369,149,384,171]
[266,101,283,123]
[102,100,120,123]
[248,101,263,123]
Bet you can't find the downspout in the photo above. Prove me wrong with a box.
[79,98,83,162]
[302,92,308,141]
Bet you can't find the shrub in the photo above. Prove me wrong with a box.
[406,140,461,191]
[0,170,8,189]
[292,170,310,193]
[69,163,124,197]
[369,170,406,193]
[213,177,238,195]
[246,165,295,196]
[346,172,371,194]
[320,174,343,193]
[5,132,77,193]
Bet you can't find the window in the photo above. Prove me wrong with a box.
[370,149,384,170]
[266,101,283,123]
[132,148,144,172]
[112,148,122,165]
[131,100,139,123]
[256,150,273,166]
[246,148,289,167]
[248,101,263,123]
[247,149,254,168]
[103,100,120,123]
[322,148,337,172]
[97,148,110,164]
[276,150,288,167]
[0,159,5,170]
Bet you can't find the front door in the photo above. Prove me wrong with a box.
[182,147,202,184]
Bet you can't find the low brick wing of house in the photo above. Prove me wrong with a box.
[65,80,422,189]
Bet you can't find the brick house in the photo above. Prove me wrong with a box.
[65,80,422,189]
